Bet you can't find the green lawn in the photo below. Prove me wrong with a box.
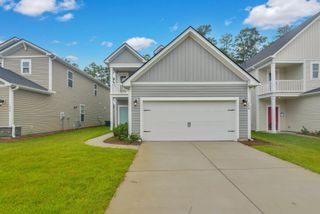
[0,127,136,214]
[252,132,320,174]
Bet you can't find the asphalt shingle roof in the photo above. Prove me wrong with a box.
[242,12,320,70]
[303,87,320,95]
[0,67,47,91]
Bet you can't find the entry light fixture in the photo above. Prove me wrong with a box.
[133,99,138,107]
[0,99,5,106]
[242,99,248,107]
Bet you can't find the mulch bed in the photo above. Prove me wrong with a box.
[240,138,272,146]
[104,137,141,146]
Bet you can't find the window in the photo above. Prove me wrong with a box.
[67,71,73,88]
[21,59,31,74]
[80,104,85,122]
[93,83,97,96]
[312,63,319,80]
[120,75,127,83]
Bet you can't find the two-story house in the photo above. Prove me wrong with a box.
[0,37,110,137]
[243,12,320,133]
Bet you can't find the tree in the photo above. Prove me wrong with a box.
[84,62,110,85]
[196,24,217,45]
[274,25,292,40]
[64,58,79,68]
[219,33,234,58]
[234,27,267,64]
[143,54,151,61]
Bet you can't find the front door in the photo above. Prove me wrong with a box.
[268,106,279,131]
[118,106,128,125]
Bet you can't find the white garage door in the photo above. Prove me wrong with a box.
[142,100,238,141]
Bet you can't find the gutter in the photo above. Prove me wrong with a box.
[10,85,19,138]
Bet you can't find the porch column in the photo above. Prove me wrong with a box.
[270,63,276,93]
[110,97,113,130]
[271,96,277,133]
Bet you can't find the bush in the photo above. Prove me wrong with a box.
[113,123,128,140]
[128,133,142,144]
[301,126,310,135]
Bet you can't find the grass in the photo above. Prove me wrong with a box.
[0,126,137,214]
[252,132,320,174]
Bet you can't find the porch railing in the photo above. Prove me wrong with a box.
[111,83,128,94]
[258,80,304,95]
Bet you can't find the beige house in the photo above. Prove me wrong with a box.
[243,12,320,133]
[0,38,110,137]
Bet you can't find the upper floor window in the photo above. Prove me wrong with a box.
[67,71,73,88]
[93,83,97,96]
[80,104,85,122]
[21,59,31,74]
[312,63,319,80]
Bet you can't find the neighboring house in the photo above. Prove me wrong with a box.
[105,27,259,141]
[0,38,110,137]
[243,12,320,133]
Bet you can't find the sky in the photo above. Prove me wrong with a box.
[0,0,320,68]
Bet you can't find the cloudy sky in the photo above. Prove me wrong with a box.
[0,0,319,68]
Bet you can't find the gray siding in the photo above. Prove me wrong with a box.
[131,85,248,139]
[112,48,143,64]
[0,87,9,127]
[4,57,49,88]
[137,37,242,82]
[13,60,110,135]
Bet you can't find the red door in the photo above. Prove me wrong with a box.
[268,107,279,131]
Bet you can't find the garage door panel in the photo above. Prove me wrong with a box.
[142,100,237,141]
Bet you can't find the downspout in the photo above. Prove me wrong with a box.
[9,85,19,138]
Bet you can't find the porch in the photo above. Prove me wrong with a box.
[110,96,129,129]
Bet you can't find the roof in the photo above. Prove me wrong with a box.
[124,26,260,86]
[303,87,320,95]
[242,11,320,70]
[0,67,48,92]
[104,43,146,64]
[0,38,109,89]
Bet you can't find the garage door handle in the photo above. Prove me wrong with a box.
[144,131,151,133]
[228,109,235,111]
[228,130,235,132]
[144,109,151,112]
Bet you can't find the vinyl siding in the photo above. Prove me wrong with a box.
[286,95,320,132]
[131,85,248,139]
[111,48,143,64]
[4,57,49,88]
[137,37,242,82]
[0,87,9,127]
[13,60,110,135]
[9,45,44,56]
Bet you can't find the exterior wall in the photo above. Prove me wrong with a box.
[13,60,110,135]
[3,56,49,89]
[275,18,320,91]
[111,48,142,64]
[286,94,320,132]
[137,37,242,82]
[131,85,249,139]
[0,87,9,127]
[9,45,44,56]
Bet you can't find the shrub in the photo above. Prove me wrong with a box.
[128,133,142,144]
[301,126,309,135]
[113,123,128,139]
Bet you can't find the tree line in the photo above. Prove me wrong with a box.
[75,24,292,86]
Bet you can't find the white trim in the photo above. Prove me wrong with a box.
[67,70,74,88]
[124,28,259,87]
[79,104,85,122]
[105,43,146,64]
[109,63,143,68]
[266,104,280,132]
[0,40,51,55]
[132,81,247,86]
[110,97,114,130]
[48,57,52,91]
[117,105,128,126]
[256,70,260,131]
[303,60,306,91]
[4,55,48,58]
[1,57,4,67]
[8,87,14,127]
[310,62,320,80]
[0,77,11,86]
[128,89,132,134]
[139,97,240,141]
[20,59,32,75]
[247,87,251,139]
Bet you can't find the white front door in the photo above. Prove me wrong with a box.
[142,100,237,141]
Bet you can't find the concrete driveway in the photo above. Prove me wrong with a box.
[106,141,320,214]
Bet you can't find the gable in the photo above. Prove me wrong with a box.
[2,43,45,56]
[110,47,144,64]
[136,37,242,82]
[276,18,320,61]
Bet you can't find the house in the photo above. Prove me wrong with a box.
[243,12,320,133]
[105,27,259,141]
[0,38,110,137]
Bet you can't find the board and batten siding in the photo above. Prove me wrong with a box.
[137,37,242,82]
[4,57,49,89]
[131,85,248,139]
[0,87,9,127]
[14,60,110,135]
[111,48,142,64]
